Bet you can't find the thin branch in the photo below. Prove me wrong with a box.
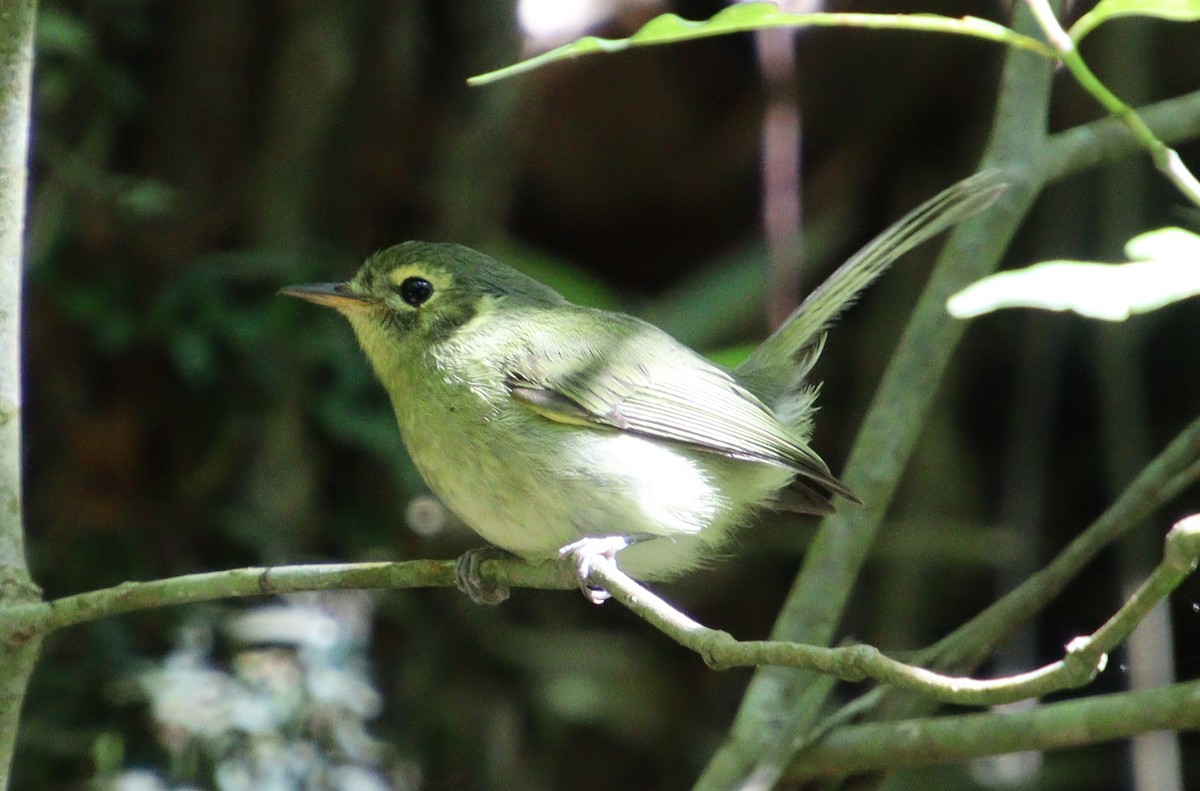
[0,559,577,646]
[922,414,1200,673]
[0,0,41,788]
[1025,0,1200,205]
[786,677,1200,779]
[812,412,1200,773]
[8,504,1196,707]
[575,514,1200,707]
[811,415,1200,777]
[1045,90,1200,183]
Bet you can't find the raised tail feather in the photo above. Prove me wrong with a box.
[736,169,1007,405]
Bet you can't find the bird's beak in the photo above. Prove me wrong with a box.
[279,282,373,312]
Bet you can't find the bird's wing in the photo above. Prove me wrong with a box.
[501,312,856,505]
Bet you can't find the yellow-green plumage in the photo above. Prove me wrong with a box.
[282,171,1004,586]
[319,243,848,579]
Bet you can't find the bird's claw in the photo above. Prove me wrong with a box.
[559,536,631,605]
[455,546,512,605]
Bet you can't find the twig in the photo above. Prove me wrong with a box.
[821,413,1200,747]
[1045,90,1200,183]
[1025,0,1200,206]
[576,514,1200,706]
[0,558,577,647]
[922,414,1200,672]
[8,506,1196,705]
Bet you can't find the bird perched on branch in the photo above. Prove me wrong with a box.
[283,171,1004,604]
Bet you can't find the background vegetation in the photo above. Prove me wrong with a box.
[6,1,1200,789]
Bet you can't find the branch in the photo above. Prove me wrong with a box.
[9,503,1196,700]
[1026,0,1200,205]
[0,0,35,595]
[923,415,1200,673]
[576,514,1200,707]
[0,558,577,646]
[1045,90,1200,183]
[0,0,41,788]
[787,677,1200,779]
[808,413,1200,772]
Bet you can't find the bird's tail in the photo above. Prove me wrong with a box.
[736,169,1007,406]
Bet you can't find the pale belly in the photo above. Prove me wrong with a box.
[398,395,793,579]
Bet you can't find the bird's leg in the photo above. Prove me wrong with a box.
[454,546,514,605]
[560,536,629,604]
[559,535,655,605]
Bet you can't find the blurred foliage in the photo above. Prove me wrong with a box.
[13,1,1200,791]
[93,593,412,791]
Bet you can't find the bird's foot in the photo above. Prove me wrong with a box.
[454,546,513,605]
[558,536,632,605]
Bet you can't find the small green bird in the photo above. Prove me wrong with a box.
[283,171,1003,603]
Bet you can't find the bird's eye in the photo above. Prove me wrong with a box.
[397,277,434,307]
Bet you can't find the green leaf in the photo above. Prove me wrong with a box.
[946,227,1200,321]
[469,2,1051,85]
[1071,0,1200,42]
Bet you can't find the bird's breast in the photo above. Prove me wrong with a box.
[391,363,793,576]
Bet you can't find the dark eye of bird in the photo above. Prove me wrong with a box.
[397,277,434,307]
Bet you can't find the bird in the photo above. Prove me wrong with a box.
[282,171,1004,604]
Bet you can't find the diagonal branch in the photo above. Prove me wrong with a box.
[808,414,1200,763]
[575,514,1200,707]
[786,676,1200,779]
[922,415,1200,673]
[1026,0,1200,205]
[1045,90,1200,183]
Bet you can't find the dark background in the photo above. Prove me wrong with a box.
[14,1,1200,789]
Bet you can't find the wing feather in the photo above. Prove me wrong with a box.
[502,311,856,501]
